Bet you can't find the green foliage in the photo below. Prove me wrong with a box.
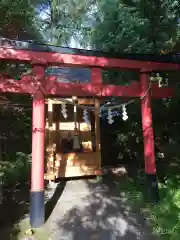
[37,0,91,45]
[118,156,180,240]
[0,93,32,157]
[0,152,31,186]
[79,0,180,53]
[0,0,42,40]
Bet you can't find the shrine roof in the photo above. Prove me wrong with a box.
[0,38,180,64]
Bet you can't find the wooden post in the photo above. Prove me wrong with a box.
[91,68,102,153]
[72,96,78,129]
[94,98,101,152]
[47,99,56,180]
[94,97,101,174]
[91,68,102,173]
[30,86,45,227]
[54,104,61,177]
[140,70,159,202]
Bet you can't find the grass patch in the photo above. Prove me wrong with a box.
[0,152,50,239]
[0,218,50,240]
[0,153,32,239]
[12,219,49,240]
[118,174,180,240]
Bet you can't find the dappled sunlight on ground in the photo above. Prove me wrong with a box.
[44,176,158,240]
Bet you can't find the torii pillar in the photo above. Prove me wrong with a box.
[30,63,45,227]
[140,70,159,203]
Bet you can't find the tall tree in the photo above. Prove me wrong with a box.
[79,0,180,53]
[0,0,43,40]
[36,0,93,45]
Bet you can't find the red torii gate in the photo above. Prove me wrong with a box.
[0,39,177,228]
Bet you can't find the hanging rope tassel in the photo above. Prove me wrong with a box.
[73,128,81,151]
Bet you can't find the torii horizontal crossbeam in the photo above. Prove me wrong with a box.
[1,38,180,69]
[0,76,173,98]
[0,47,180,71]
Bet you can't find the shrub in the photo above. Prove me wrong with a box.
[119,176,180,240]
[0,152,31,187]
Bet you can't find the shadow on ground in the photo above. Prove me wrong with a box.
[45,179,67,221]
[45,172,159,240]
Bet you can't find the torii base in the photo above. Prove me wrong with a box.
[145,174,159,203]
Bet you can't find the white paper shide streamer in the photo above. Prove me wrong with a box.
[83,109,90,125]
[122,105,128,121]
[61,102,68,118]
[107,108,114,124]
